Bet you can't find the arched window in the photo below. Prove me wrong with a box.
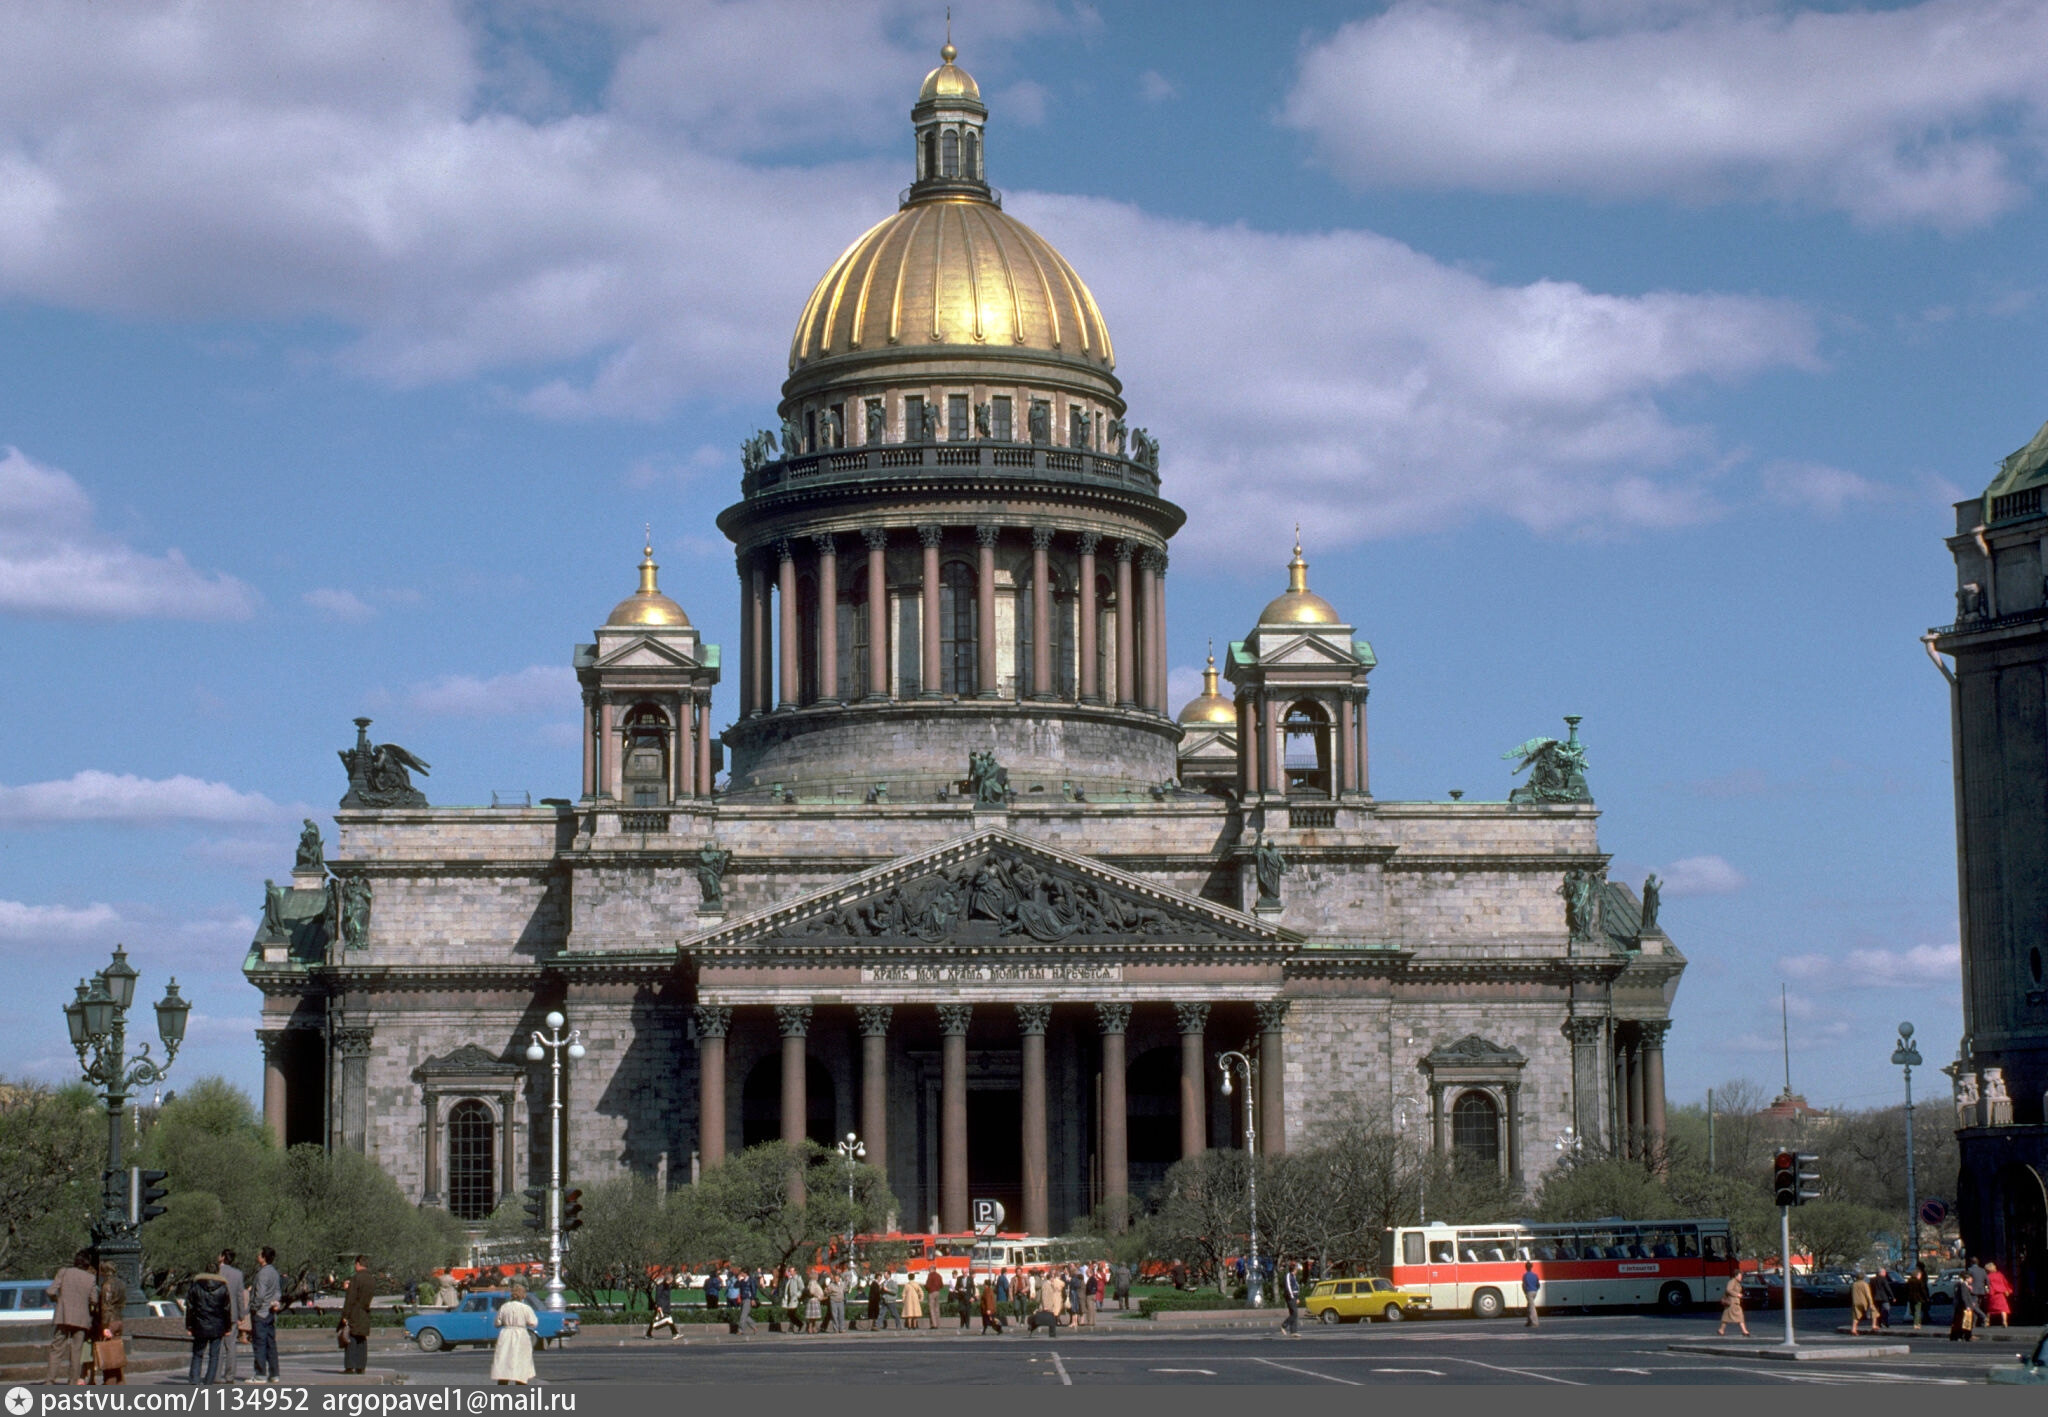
[1451,1091,1501,1175]
[941,129,960,176]
[965,130,980,179]
[923,130,937,180]
[621,704,670,806]
[446,1099,496,1221]
[837,566,870,700]
[1282,700,1331,796]
[939,560,978,695]
[1016,565,1077,698]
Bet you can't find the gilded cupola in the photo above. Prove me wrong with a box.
[606,536,690,628]
[1178,646,1236,726]
[1257,533,1341,626]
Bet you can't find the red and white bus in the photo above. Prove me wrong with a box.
[1383,1218,1737,1319]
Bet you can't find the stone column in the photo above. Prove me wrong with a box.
[737,556,755,719]
[1640,1020,1670,1163]
[1138,549,1162,713]
[1176,1002,1210,1159]
[580,692,597,799]
[673,692,693,800]
[334,1026,373,1155]
[1356,687,1370,795]
[1504,1080,1524,1191]
[1152,552,1169,718]
[1017,1004,1051,1237]
[1625,1031,1646,1162]
[694,698,713,798]
[419,1092,440,1204]
[1096,1003,1131,1219]
[258,1029,288,1147]
[776,540,798,710]
[937,1004,972,1232]
[1265,693,1284,795]
[1429,1084,1446,1156]
[1077,533,1100,702]
[1240,695,1258,798]
[1031,527,1054,698]
[1612,1039,1630,1158]
[778,1004,812,1202]
[975,525,1000,698]
[919,525,944,697]
[1338,697,1356,797]
[815,533,839,705]
[498,1090,517,1201]
[1564,1017,1603,1154]
[856,1006,892,1189]
[748,555,770,717]
[1255,1000,1288,1156]
[863,528,890,701]
[595,693,616,800]
[1113,541,1136,708]
[695,1006,731,1169]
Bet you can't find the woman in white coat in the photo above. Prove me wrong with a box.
[491,1284,539,1385]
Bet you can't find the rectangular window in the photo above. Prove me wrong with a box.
[991,396,1013,441]
[804,410,817,453]
[904,395,925,443]
[948,394,969,441]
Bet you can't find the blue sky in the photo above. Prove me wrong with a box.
[3,0,2042,1122]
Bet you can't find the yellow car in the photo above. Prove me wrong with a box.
[1305,1277,1431,1324]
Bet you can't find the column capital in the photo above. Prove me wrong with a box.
[775,1003,813,1038]
[1076,531,1101,556]
[1015,1003,1052,1036]
[1113,538,1136,564]
[975,523,1001,549]
[1253,999,1291,1032]
[1174,1002,1210,1036]
[1636,1019,1672,1048]
[937,1002,973,1037]
[1562,1016,1604,1046]
[862,526,890,551]
[694,1004,732,1040]
[1095,1002,1132,1036]
[256,1028,289,1061]
[1141,547,1166,574]
[811,531,837,556]
[1030,525,1055,550]
[856,1004,894,1038]
[774,537,795,563]
[918,523,945,549]
[332,1026,374,1059]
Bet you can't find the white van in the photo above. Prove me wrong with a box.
[0,1280,56,1325]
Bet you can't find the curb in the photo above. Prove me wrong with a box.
[1668,1342,1912,1361]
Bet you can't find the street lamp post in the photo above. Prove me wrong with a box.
[525,1011,584,1313]
[1217,1051,1261,1307]
[1891,1021,1923,1269]
[61,946,190,1308]
[837,1133,866,1263]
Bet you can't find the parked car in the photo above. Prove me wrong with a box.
[0,1280,54,1325]
[404,1291,579,1353]
[143,1298,185,1319]
[1304,1277,1431,1324]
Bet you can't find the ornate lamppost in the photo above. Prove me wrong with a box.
[1891,1021,1922,1269]
[525,1011,584,1313]
[62,946,190,1304]
[1217,1050,1261,1307]
[837,1132,866,1263]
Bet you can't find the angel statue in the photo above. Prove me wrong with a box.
[1504,715,1591,804]
[740,429,778,473]
[338,718,431,808]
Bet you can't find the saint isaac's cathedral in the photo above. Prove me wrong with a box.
[247,46,1686,1235]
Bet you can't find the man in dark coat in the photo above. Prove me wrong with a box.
[339,1256,375,1374]
[46,1249,98,1385]
[184,1268,233,1384]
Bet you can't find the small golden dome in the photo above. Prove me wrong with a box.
[1177,646,1236,726]
[1258,532,1341,625]
[789,198,1113,371]
[606,535,690,627]
[919,41,981,104]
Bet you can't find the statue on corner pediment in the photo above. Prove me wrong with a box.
[338,718,430,808]
[1506,715,1591,805]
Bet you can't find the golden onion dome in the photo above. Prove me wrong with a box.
[789,200,1114,372]
[606,536,690,627]
[919,42,981,104]
[1258,533,1341,625]
[1177,647,1237,726]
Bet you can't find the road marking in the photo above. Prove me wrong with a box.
[1250,1356,1360,1385]
[1371,1368,1445,1375]
[1049,1350,1072,1386]
[1611,1368,1652,1375]
[1148,1368,1216,1375]
[1444,1358,1584,1385]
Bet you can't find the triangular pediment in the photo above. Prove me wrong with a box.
[689,826,1295,952]
[412,1044,523,1083]
[1259,632,1363,667]
[594,635,701,671]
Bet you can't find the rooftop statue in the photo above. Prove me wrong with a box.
[695,842,734,911]
[338,718,431,809]
[294,818,325,874]
[1028,400,1050,444]
[741,429,777,473]
[866,401,886,444]
[974,402,992,439]
[1253,829,1288,907]
[780,414,805,457]
[1639,873,1662,933]
[1504,715,1591,804]
[1559,867,1604,943]
[968,750,1011,807]
[1130,428,1159,471]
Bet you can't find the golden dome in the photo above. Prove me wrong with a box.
[606,536,690,627]
[1258,533,1341,625]
[919,42,981,104]
[789,199,1114,372]
[1177,646,1236,726]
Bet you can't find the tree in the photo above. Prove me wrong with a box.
[1790,1200,1890,1270]
[1149,1152,1248,1290]
[0,1080,105,1275]
[690,1142,895,1274]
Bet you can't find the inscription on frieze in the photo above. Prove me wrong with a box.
[861,962,1123,984]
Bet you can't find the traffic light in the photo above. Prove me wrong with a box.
[131,1168,170,1226]
[561,1188,584,1234]
[1772,1151,1798,1207]
[521,1186,545,1231]
[1794,1153,1822,1204]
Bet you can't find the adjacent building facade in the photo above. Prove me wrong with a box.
[246,49,1685,1236]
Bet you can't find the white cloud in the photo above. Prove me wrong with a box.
[0,899,121,941]
[1781,941,1960,987]
[1138,69,1177,103]
[1762,459,1885,515]
[1658,853,1746,896]
[1283,0,2048,230]
[302,587,375,622]
[0,448,260,620]
[407,664,575,717]
[0,770,282,826]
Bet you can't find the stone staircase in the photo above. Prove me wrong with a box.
[0,1329,190,1383]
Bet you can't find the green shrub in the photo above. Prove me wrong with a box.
[1136,1289,1246,1317]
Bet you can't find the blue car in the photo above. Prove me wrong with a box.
[404,1291,579,1353]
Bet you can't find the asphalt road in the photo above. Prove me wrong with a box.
[356,1310,2034,1386]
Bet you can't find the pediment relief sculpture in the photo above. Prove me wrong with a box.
[1425,1033,1527,1068]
